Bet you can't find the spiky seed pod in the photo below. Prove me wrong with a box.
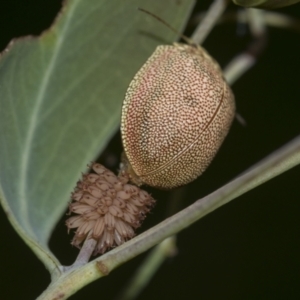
[66,163,155,255]
[120,43,235,189]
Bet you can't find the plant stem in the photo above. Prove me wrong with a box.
[223,53,256,85]
[223,8,267,85]
[64,237,97,272]
[193,10,300,32]
[191,0,229,44]
[116,236,177,300]
[37,135,300,300]
[116,186,186,300]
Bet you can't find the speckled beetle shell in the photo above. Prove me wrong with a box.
[120,43,235,189]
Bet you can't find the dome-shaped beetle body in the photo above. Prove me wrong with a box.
[120,43,235,189]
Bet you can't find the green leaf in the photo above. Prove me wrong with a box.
[0,0,194,276]
[232,0,300,8]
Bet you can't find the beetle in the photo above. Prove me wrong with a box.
[119,11,235,189]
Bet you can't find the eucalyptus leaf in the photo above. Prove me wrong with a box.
[0,0,194,276]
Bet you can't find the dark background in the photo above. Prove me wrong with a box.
[0,1,300,299]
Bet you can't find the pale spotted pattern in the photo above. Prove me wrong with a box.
[121,44,235,189]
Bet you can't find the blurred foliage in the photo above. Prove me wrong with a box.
[233,0,300,9]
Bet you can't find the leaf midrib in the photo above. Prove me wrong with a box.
[18,0,80,238]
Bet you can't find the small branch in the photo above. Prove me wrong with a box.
[116,187,186,300]
[247,8,266,37]
[64,237,97,272]
[191,0,229,45]
[37,135,300,300]
[223,53,255,85]
[192,10,300,32]
[223,8,267,85]
[116,236,177,300]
